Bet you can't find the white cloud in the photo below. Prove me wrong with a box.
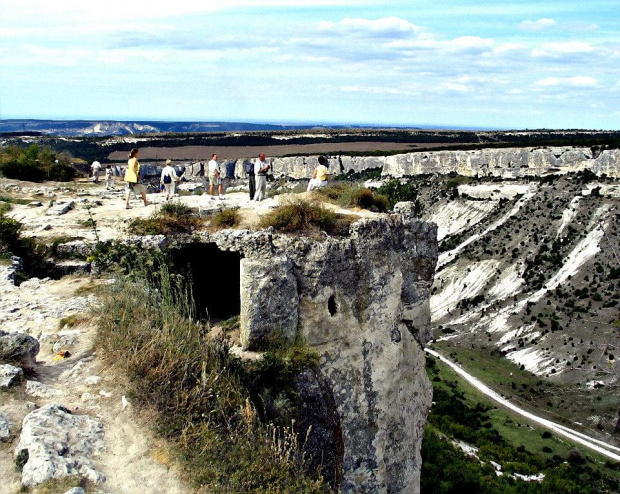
[341,85,409,95]
[532,41,596,57]
[535,76,598,88]
[518,18,556,31]
[438,82,469,93]
[319,16,424,38]
[446,36,494,53]
[493,43,527,54]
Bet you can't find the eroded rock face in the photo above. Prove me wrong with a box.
[226,147,620,179]
[15,404,105,487]
[210,205,438,493]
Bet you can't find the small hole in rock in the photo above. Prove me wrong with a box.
[328,294,337,316]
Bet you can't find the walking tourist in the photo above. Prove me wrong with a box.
[160,159,179,200]
[124,148,149,209]
[91,160,102,183]
[105,165,114,190]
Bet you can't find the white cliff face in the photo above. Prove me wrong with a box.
[212,205,438,493]
[229,147,620,180]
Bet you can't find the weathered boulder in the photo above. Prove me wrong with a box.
[15,404,105,487]
[0,330,40,368]
[0,363,24,389]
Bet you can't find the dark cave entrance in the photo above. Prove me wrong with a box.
[168,243,241,322]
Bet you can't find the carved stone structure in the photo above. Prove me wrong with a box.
[205,203,438,493]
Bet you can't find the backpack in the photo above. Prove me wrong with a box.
[163,175,172,184]
[244,160,254,174]
[226,161,236,178]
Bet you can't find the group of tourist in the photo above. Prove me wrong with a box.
[103,149,332,208]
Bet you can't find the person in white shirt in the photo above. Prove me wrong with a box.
[91,161,102,184]
[253,152,269,201]
[160,159,179,200]
[105,165,114,190]
[207,154,223,199]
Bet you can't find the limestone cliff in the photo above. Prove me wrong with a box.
[224,147,620,180]
[208,203,438,493]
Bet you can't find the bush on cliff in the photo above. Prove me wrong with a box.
[375,179,424,214]
[260,198,353,236]
[128,202,203,235]
[315,183,389,212]
[0,145,80,182]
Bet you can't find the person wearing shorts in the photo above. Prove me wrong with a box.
[124,148,149,209]
[207,154,223,199]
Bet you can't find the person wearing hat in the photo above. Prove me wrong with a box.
[160,159,179,200]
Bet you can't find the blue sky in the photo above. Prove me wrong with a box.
[1,0,619,129]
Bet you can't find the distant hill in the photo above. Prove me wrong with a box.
[0,119,339,137]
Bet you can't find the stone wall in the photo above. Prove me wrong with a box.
[208,204,438,493]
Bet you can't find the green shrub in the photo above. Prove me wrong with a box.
[129,203,203,235]
[47,162,79,181]
[0,144,80,182]
[260,198,352,235]
[375,179,424,213]
[0,160,46,181]
[211,208,240,229]
[316,183,389,212]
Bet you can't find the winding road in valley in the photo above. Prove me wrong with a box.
[425,348,620,462]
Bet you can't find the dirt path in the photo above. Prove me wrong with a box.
[0,275,190,494]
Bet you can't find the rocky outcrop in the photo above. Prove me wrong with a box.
[15,404,105,487]
[223,147,620,180]
[206,204,438,493]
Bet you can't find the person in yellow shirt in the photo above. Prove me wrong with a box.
[124,148,149,209]
[307,156,330,191]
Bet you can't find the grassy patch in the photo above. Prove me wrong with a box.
[259,198,353,236]
[129,202,204,235]
[58,313,87,329]
[0,195,33,206]
[210,208,240,230]
[73,281,100,297]
[315,183,389,212]
[94,266,326,492]
[218,315,240,331]
[22,477,94,494]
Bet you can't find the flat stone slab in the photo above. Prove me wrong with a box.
[15,404,105,487]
